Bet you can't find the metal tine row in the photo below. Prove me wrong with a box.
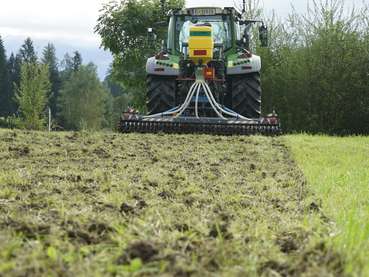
[120,120,282,136]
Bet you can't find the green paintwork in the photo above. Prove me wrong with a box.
[190,31,212,37]
[227,53,238,62]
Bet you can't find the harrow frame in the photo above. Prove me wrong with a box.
[119,79,282,136]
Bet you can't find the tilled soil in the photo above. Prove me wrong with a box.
[0,130,345,276]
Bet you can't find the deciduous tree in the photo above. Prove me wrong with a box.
[16,63,50,130]
[58,64,109,130]
[96,0,185,110]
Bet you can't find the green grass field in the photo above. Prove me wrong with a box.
[0,129,367,276]
[286,135,369,277]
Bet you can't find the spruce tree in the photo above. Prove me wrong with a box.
[5,54,16,115]
[0,36,9,116]
[13,54,23,87]
[59,53,75,82]
[19,38,37,64]
[72,51,82,71]
[42,43,60,117]
[5,53,23,115]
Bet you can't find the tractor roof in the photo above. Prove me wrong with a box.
[170,7,242,18]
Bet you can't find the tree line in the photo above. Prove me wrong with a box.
[96,0,369,135]
[259,0,369,134]
[0,37,129,130]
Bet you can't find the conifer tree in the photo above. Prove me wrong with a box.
[42,43,60,116]
[72,51,82,71]
[0,36,9,116]
[19,38,37,64]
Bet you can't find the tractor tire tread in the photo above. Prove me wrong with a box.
[230,73,262,118]
[147,75,176,115]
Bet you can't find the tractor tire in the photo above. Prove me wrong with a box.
[229,72,262,118]
[147,75,176,115]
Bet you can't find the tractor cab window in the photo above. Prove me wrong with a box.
[235,22,242,41]
[176,16,232,52]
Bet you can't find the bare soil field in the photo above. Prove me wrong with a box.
[0,130,344,276]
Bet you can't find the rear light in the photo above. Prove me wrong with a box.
[194,50,207,56]
[242,66,252,70]
[203,67,214,80]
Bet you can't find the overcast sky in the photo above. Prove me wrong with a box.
[0,0,366,78]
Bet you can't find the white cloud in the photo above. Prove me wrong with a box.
[0,0,111,78]
[0,0,108,44]
[0,27,100,48]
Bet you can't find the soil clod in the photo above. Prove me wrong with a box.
[209,223,233,240]
[8,145,30,156]
[120,203,135,215]
[158,191,173,199]
[309,201,321,212]
[117,241,159,264]
[277,234,299,253]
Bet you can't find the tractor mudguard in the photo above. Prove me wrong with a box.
[226,54,261,75]
[146,57,180,76]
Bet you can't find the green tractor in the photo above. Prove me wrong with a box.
[120,6,280,135]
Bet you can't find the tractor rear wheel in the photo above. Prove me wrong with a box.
[229,73,262,118]
[147,75,176,115]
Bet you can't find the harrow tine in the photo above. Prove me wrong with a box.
[119,119,282,136]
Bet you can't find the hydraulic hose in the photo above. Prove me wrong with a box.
[202,82,252,121]
[200,82,225,119]
[144,79,253,121]
[144,81,200,118]
[176,82,201,117]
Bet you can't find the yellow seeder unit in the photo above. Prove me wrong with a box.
[188,25,214,64]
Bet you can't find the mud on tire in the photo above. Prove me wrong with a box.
[229,72,262,118]
[147,75,176,115]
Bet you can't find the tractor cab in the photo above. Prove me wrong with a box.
[167,7,238,56]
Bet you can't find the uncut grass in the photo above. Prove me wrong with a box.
[286,135,369,277]
[0,130,343,276]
